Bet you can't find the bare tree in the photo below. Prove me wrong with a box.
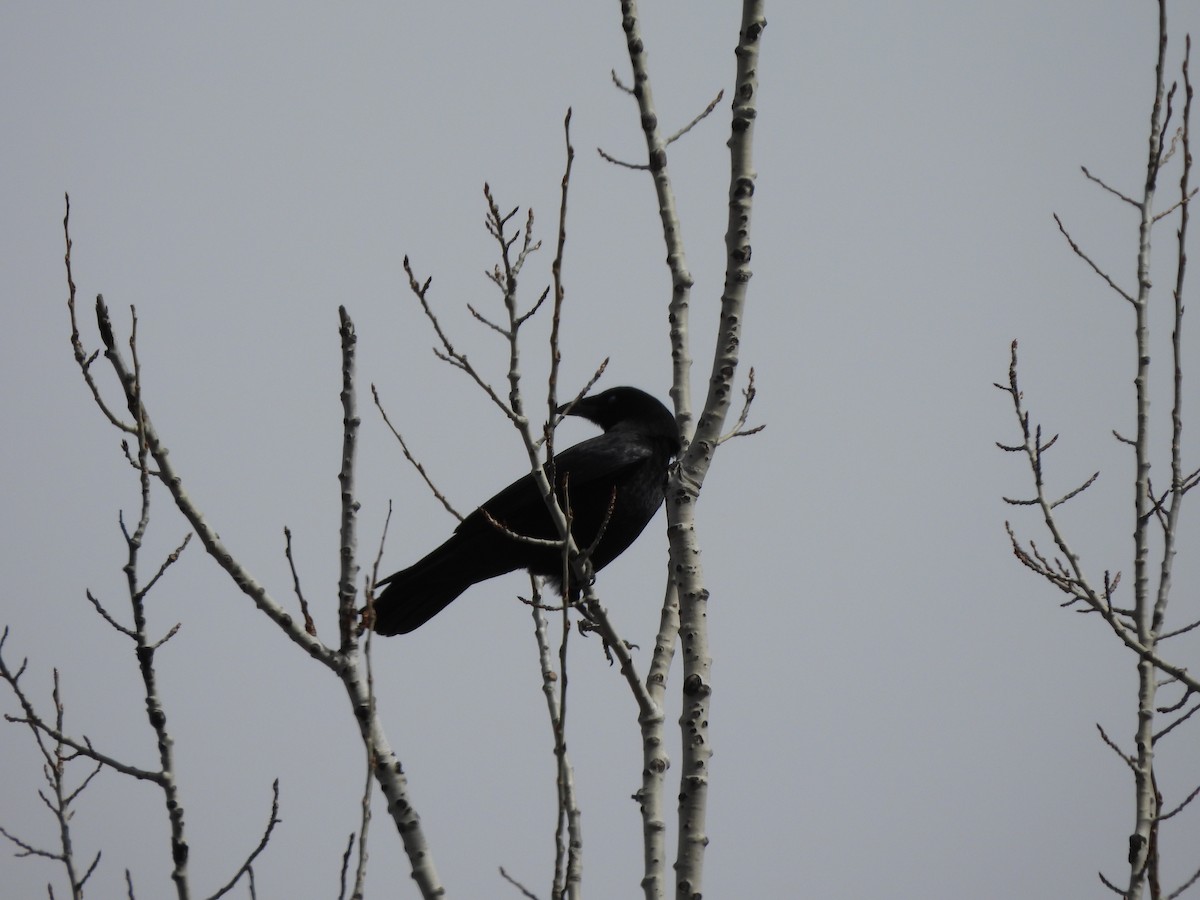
[998,4,1200,897]
[1,3,767,899]
[615,4,767,896]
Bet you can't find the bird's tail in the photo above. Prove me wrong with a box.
[371,571,469,635]
[371,533,518,635]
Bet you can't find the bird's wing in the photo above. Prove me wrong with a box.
[546,430,656,489]
[454,432,653,535]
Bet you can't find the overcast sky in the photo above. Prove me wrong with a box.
[4,3,1200,898]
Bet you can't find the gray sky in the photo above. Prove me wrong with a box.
[4,2,1200,897]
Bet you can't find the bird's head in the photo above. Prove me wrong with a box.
[558,386,679,450]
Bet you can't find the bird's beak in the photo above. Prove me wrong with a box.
[556,397,584,418]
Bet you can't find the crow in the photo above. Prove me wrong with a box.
[372,386,680,635]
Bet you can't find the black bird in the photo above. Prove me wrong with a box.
[372,386,680,635]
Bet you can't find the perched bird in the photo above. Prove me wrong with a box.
[372,386,680,635]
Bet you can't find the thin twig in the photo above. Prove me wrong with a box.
[1152,699,1200,742]
[1097,723,1137,771]
[63,196,136,434]
[371,385,463,522]
[1156,782,1200,822]
[1053,213,1136,305]
[499,866,542,899]
[204,780,281,900]
[717,368,765,443]
[283,527,317,636]
[595,147,647,170]
[665,90,724,146]
[1081,166,1140,208]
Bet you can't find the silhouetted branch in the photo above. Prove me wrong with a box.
[63,195,136,434]
[666,90,725,146]
[500,866,542,899]
[1053,213,1136,305]
[1081,166,1139,208]
[283,527,317,636]
[1097,723,1137,771]
[205,781,281,900]
[0,661,102,898]
[371,384,464,523]
[1167,862,1200,899]
[717,368,766,444]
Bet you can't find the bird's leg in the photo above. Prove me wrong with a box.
[567,585,591,624]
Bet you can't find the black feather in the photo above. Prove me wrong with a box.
[373,386,679,635]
